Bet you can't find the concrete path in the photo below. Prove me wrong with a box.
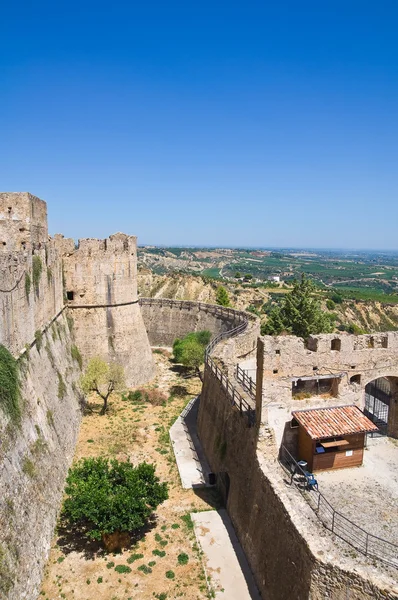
[192,510,261,600]
[169,396,211,488]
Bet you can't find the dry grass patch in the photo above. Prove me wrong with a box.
[41,351,213,600]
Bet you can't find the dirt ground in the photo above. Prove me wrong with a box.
[40,350,218,600]
[316,436,398,546]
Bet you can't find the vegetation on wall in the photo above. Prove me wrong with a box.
[262,275,334,338]
[70,344,83,369]
[32,255,43,291]
[81,357,125,415]
[35,330,43,352]
[24,272,31,298]
[0,345,21,424]
[61,458,168,545]
[173,330,211,374]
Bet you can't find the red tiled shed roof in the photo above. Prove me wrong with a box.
[292,405,379,440]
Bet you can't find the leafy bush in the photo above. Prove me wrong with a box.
[114,565,132,574]
[152,549,166,557]
[165,570,175,579]
[127,553,144,564]
[177,552,189,565]
[0,345,21,423]
[62,458,168,542]
[138,564,152,574]
[172,330,211,373]
[326,299,335,310]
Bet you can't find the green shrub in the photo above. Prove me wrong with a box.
[127,553,144,564]
[0,345,21,424]
[155,594,167,600]
[138,564,152,574]
[114,565,131,574]
[177,553,189,565]
[32,255,43,291]
[326,299,335,310]
[152,549,166,557]
[71,345,83,369]
[165,570,175,579]
[172,330,211,373]
[106,561,115,569]
[61,458,169,542]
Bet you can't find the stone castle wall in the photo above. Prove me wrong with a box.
[0,193,156,599]
[260,332,398,442]
[0,312,82,600]
[0,193,64,355]
[139,298,259,352]
[63,234,155,387]
[197,331,398,600]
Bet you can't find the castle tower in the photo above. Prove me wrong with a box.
[62,233,155,387]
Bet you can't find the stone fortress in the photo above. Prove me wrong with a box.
[0,192,397,600]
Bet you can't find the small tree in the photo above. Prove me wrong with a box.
[62,457,168,547]
[262,275,334,338]
[216,286,230,307]
[80,357,125,415]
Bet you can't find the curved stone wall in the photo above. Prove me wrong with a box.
[139,298,259,354]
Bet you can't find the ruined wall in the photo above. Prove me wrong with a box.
[261,332,398,442]
[0,312,82,600]
[63,234,155,387]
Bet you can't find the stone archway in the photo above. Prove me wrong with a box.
[364,376,398,438]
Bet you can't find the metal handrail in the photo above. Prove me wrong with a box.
[280,445,398,568]
[139,297,256,427]
[236,364,256,398]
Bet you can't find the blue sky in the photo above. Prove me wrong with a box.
[1,1,398,249]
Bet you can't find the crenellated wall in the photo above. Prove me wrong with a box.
[62,234,155,387]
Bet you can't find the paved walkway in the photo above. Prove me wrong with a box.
[170,398,262,599]
[169,396,211,488]
[192,510,262,600]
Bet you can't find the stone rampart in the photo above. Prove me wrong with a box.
[63,234,155,387]
[0,239,64,356]
[0,312,82,600]
[139,298,260,354]
[197,328,398,599]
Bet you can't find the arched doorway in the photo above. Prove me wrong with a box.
[364,377,391,435]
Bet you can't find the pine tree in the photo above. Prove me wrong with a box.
[262,275,334,338]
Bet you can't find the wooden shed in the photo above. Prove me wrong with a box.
[292,405,379,472]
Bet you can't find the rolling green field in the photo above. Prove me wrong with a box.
[138,246,398,304]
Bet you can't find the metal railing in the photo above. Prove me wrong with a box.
[139,296,256,427]
[279,445,398,568]
[236,364,256,399]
